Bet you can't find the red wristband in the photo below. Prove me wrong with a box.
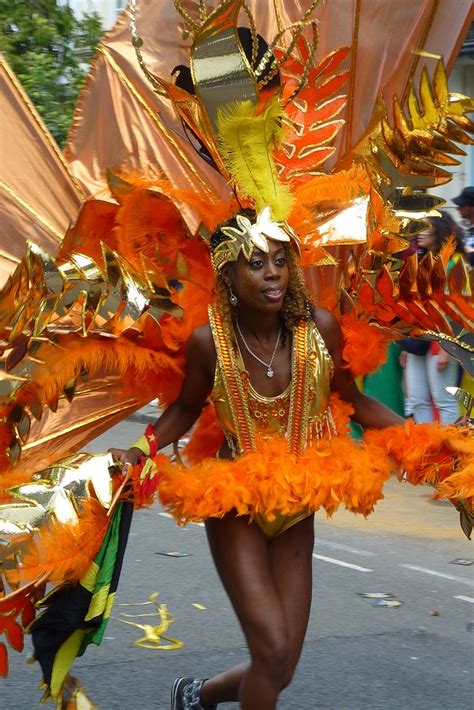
[144,424,158,457]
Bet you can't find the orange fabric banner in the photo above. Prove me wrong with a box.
[65,1,472,200]
[0,57,83,286]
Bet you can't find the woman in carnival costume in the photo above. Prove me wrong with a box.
[111,205,406,709]
[108,7,472,707]
[0,2,473,708]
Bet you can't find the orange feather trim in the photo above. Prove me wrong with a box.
[182,404,224,464]
[293,166,371,206]
[436,463,474,502]
[157,432,391,523]
[157,396,388,523]
[39,336,183,402]
[7,499,109,588]
[151,394,474,523]
[0,335,186,473]
[113,186,191,274]
[364,421,474,508]
[55,200,119,265]
[340,311,392,376]
[112,174,238,233]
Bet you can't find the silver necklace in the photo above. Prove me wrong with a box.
[235,318,282,378]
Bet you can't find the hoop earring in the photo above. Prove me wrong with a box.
[229,288,238,306]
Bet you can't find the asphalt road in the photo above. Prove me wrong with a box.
[2,419,473,709]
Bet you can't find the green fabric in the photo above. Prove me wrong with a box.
[30,501,133,695]
[349,421,364,441]
[363,342,405,417]
[78,505,123,654]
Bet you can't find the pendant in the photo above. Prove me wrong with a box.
[267,368,273,378]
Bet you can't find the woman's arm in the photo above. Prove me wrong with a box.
[313,308,404,429]
[151,326,215,447]
[110,325,215,464]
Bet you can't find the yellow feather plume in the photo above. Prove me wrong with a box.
[216,96,294,220]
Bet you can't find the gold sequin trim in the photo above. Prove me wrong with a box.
[209,305,255,454]
[287,321,311,456]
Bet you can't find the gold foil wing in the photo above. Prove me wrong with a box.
[304,59,473,334]
[0,452,124,677]
[346,253,474,371]
[345,60,473,221]
[0,241,183,474]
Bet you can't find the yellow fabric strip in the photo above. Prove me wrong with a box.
[103,591,116,621]
[50,629,85,698]
[84,584,111,622]
[80,561,100,593]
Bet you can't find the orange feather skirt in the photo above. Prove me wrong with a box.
[154,396,473,526]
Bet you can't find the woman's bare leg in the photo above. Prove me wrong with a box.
[269,513,314,679]
[200,513,314,709]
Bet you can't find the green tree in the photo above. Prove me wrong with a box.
[0,0,103,146]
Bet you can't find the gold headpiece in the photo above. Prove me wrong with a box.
[130,0,298,222]
[211,206,300,272]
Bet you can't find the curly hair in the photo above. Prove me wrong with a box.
[425,210,466,255]
[210,211,314,335]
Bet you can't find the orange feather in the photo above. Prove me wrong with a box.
[340,311,392,376]
[183,404,224,464]
[9,499,109,587]
[156,395,392,523]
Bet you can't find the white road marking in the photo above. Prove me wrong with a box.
[312,553,372,572]
[315,538,376,557]
[454,595,474,604]
[401,564,474,587]
[191,521,205,527]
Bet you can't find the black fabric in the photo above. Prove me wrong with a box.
[30,500,133,688]
[98,498,133,617]
[398,338,430,356]
[30,584,91,687]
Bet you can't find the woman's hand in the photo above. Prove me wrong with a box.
[108,447,144,467]
[455,415,474,429]
[436,350,450,372]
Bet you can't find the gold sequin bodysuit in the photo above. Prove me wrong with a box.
[209,305,335,538]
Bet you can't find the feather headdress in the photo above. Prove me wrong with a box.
[217,96,294,220]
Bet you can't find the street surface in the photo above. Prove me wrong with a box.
[3,417,473,709]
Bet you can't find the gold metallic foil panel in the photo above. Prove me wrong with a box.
[190,0,257,132]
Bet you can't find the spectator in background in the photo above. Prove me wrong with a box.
[452,186,474,266]
[416,210,466,264]
[400,211,463,424]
